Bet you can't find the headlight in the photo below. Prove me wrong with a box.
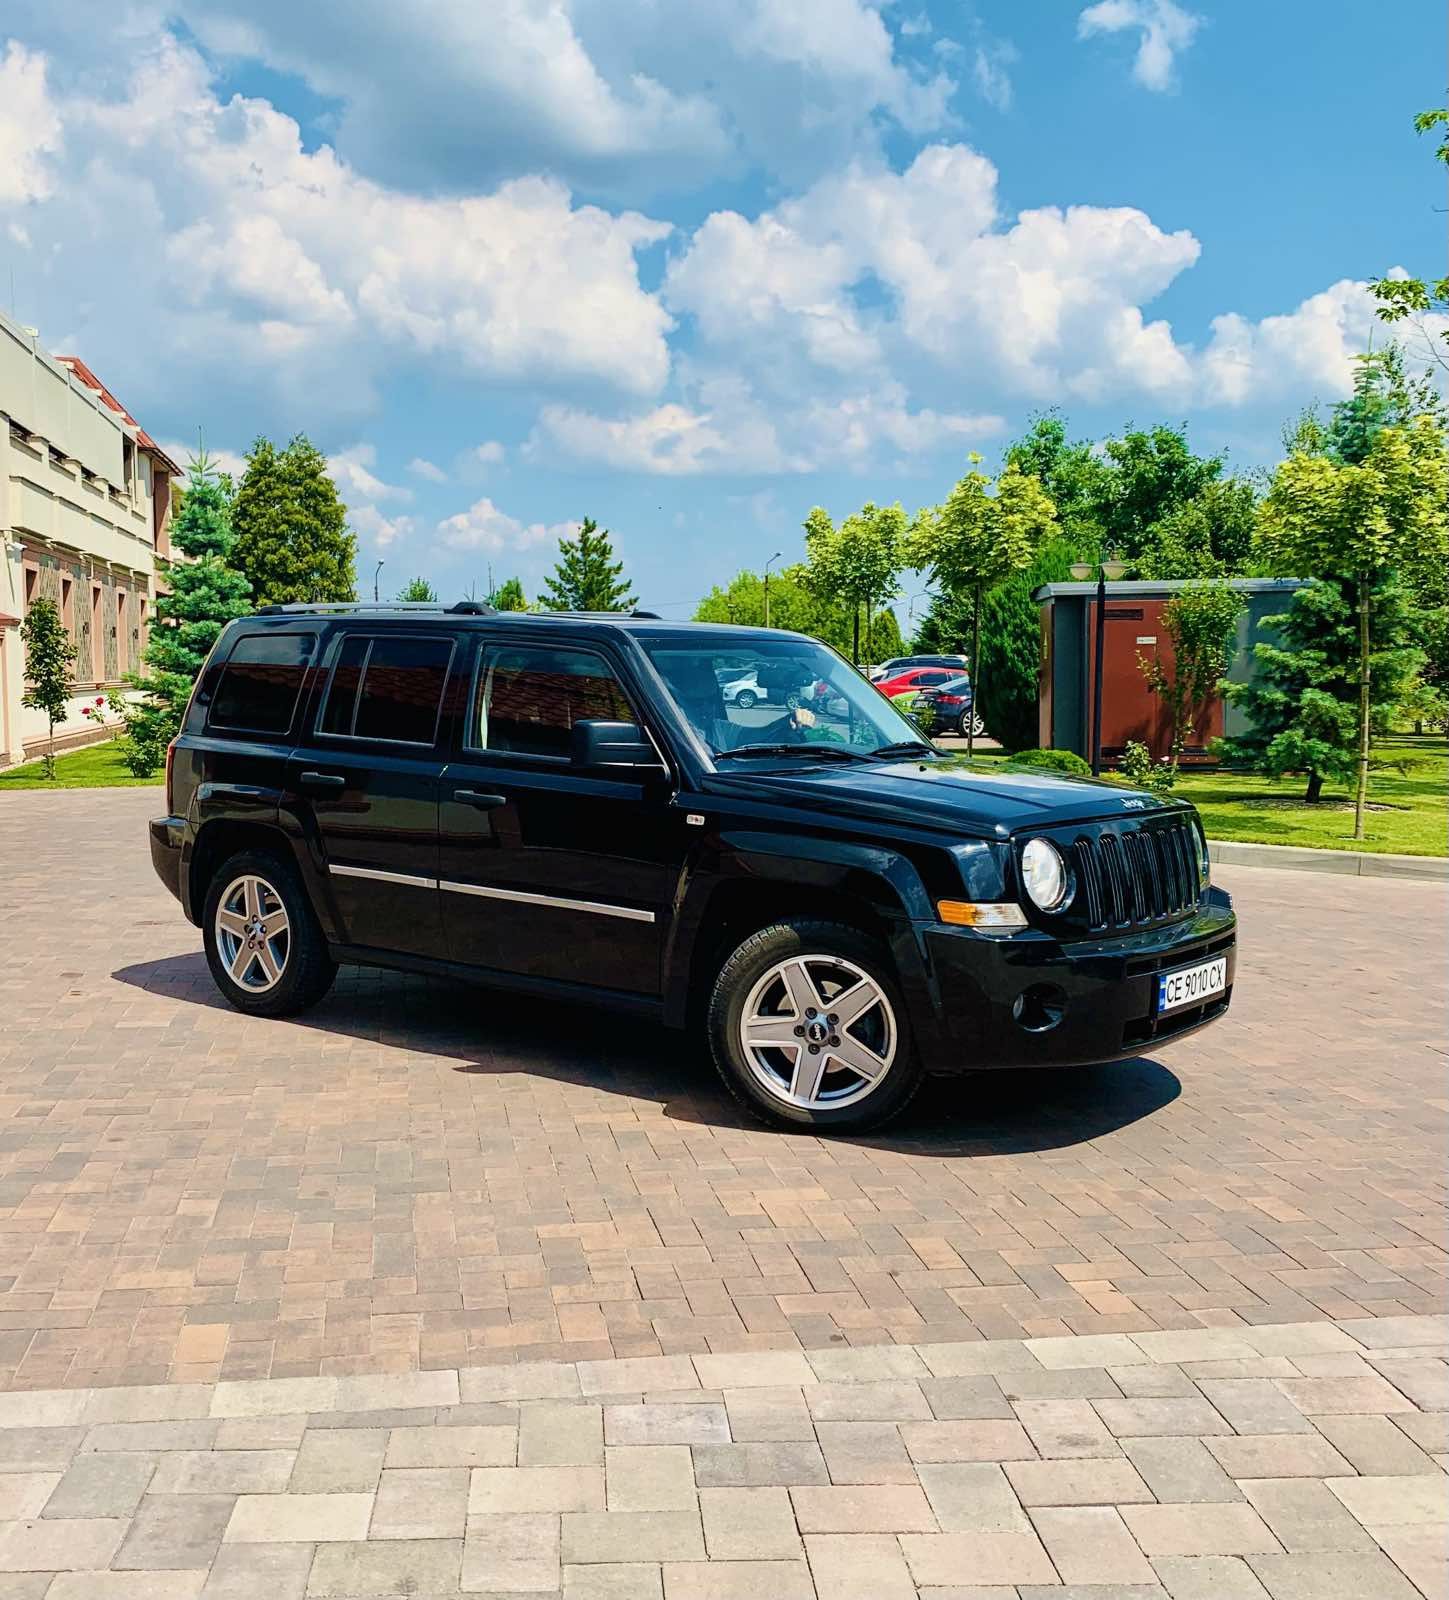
[1021,837,1070,912]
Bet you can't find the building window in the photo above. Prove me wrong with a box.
[24,566,38,610]
[91,585,104,682]
[60,577,74,642]
[115,590,127,678]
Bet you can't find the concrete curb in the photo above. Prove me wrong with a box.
[1208,837,1448,881]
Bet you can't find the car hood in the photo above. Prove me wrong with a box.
[702,756,1189,837]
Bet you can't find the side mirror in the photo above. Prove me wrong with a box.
[571,719,662,771]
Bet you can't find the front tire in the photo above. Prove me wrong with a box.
[734,689,757,710]
[203,849,337,1018]
[707,920,923,1132]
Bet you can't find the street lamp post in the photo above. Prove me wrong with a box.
[373,560,384,603]
[762,551,782,628]
[1070,558,1130,777]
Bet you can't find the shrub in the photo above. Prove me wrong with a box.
[1004,747,1092,776]
[1120,738,1178,793]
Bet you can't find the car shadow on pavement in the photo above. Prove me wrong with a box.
[111,952,1180,1156]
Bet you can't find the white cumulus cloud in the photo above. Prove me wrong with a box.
[328,443,412,504]
[0,40,61,203]
[407,457,447,483]
[665,143,1201,403]
[438,496,578,553]
[0,35,674,423]
[1077,0,1201,92]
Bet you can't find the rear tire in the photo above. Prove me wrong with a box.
[707,919,923,1132]
[203,848,337,1018]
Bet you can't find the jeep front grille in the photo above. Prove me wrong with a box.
[1070,817,1201,932]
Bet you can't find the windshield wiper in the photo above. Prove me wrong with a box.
[714,742,873,762]
[869,739,938,760]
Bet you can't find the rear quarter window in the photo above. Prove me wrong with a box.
[208,632,316,735]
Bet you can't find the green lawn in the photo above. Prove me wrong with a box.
[1172,736,1446,858]
[0,739,161,790]
[937,733,1447,857]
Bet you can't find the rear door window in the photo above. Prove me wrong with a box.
[208,632,315,735]
[318,633,454,746]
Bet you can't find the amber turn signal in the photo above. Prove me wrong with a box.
[936,900,1028,930]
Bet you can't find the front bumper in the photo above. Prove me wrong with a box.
[149,815,186,908]
[913,886,1236,1073]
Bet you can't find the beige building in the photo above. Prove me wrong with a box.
[0,310,176,767]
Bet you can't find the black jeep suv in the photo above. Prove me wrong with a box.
[149,604,1235,1132]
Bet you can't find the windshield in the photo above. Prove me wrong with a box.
[642,635,934,761]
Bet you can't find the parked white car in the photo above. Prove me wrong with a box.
[720,672,764,708]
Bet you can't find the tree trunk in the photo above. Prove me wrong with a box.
[1305,770,1323,804]
[1354,570,1370,842]
[967,585,982,759]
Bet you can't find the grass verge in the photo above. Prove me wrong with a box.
[0,739,161,790]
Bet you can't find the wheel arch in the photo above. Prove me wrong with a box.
[187,818,299,925]
[664,832,937,1033]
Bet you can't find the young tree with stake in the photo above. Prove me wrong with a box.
[20,596,76,780]
[1255,416,1447,839]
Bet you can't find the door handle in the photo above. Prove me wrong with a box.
[454,789,507,810]
[299,770,346,791]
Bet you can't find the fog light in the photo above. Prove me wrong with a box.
[1012,983,1067,1033]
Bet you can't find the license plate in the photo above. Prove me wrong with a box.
[1157,955,1227,1014]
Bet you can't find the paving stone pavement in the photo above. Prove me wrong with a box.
[0,788,1444,1398]
[0,1314,1442,1597]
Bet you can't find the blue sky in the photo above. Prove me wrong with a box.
[1,1,1443,616]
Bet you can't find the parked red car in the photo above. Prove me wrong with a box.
[874,666,962,698]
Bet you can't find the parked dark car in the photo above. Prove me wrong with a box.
[870,653,969,682]
[150,605,1236,1133]
[916,674,986,738]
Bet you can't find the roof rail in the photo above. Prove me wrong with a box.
[252,600,496,616]
[525,609,664,620]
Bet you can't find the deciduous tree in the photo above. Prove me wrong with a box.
[20,595,76,779]
[802,502,906,663]
[396,576,437,602]
[1255,416,1449,837]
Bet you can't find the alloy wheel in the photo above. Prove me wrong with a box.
[738,953,897,1110]
[215,874,290,993]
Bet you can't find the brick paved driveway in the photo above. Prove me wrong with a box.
[0,789,1444,1394]
[0,1312,1444,1599]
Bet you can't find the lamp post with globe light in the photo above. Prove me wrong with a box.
[1070,556,1131,777]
